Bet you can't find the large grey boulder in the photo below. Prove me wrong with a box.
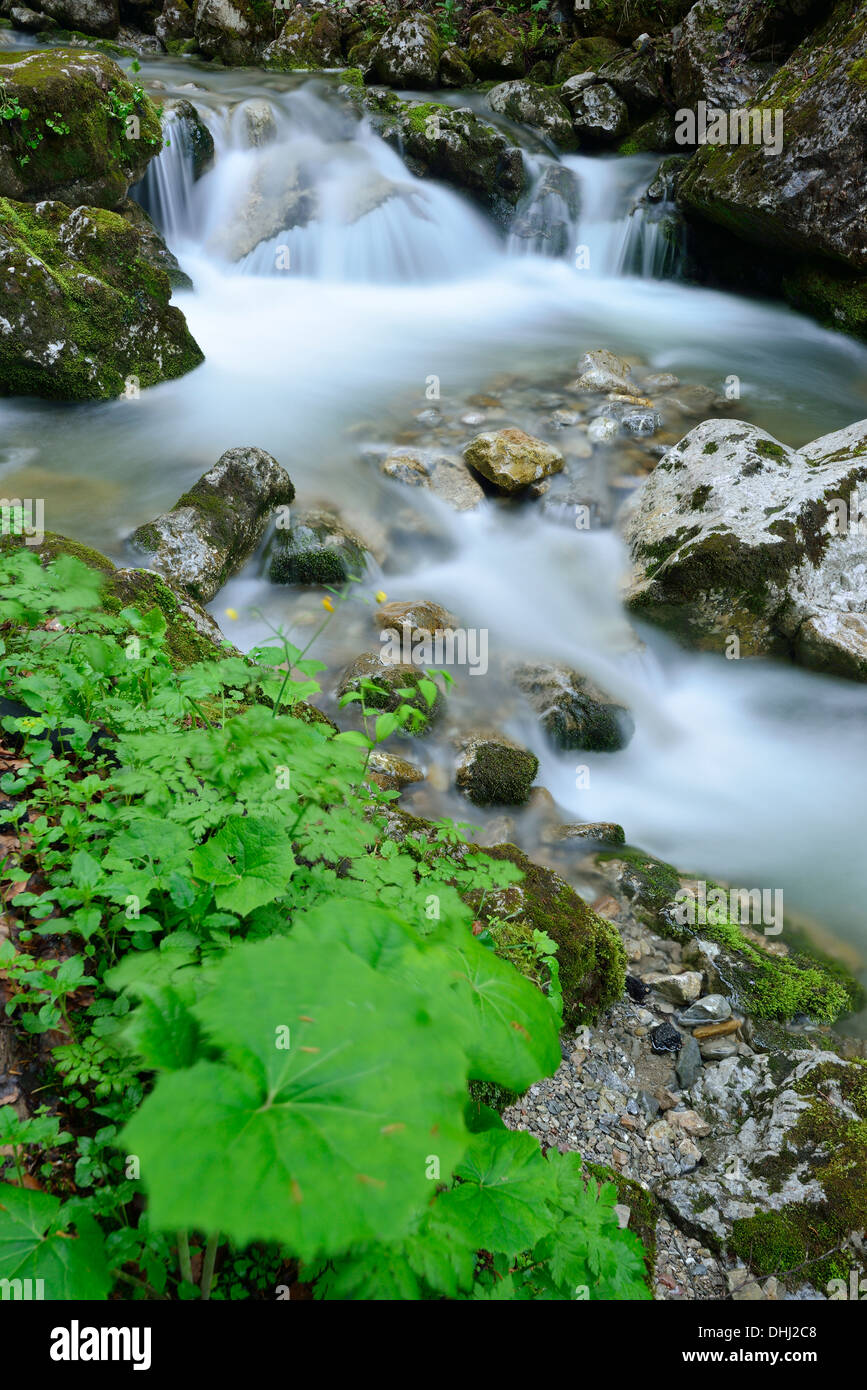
[130,447,295,602]
[567,82,629,145]
[38,0,119,37]
[671,0,768,109]
[369,13,441,89]
[623,416,867,679]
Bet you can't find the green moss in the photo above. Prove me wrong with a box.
[405,100,449,135]
[0,196,203,401]
[339,66,365,88]
[467,843,626,1024]
[782,265,867,341]
[467,1078,518,1115]
[458,742,538,807]
[690,484,713,510]
[702,441,718,455]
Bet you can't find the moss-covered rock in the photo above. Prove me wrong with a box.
[486,79,576,150]
[0,529,234,669]
[130,447,295,603]
[263,9,343,71]
[0,196,203,400]
[266,507,369,587]
[38,0,118,37]
[466,8,523,80]
[551,37,622,84]
[0,48,161,209]
[163,98,214,181]
[439,43,473,88]
[464,427,564,492]
[677,0,867,335]
[194,0,277,65]
[154,0,194,51]
[370,95,526,223]
[455,734,538,807]
[466,842,627,1024]
[671,0,769,108]
[513,662,633,752]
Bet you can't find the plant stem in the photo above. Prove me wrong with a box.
[177,1229,192,1285]
[200,1231,220,1301]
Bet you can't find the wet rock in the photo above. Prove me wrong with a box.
[165,99,215,179]
[0,49,161,209]
[675,1034,702,1088]
[626,974,651,1003]
[487,80,576,150]
[337,651,443,719]
[155,0,195,52]
[194,0,276,66]
[235,98,277,150]
[513,662,633,752]
[623,416,867,678]
[464,427,564,493]
[9,6,57,32]
[573,348,635,393]
[598,46,667,115]
[439,45,474,88]
[671,0,768,110]
[0,198,203,401]
[568,83,630,145]
[650,1021,683,1054]
[677,1,867,336]
[678,994,732,1025]
[369,13,440,89]
[553,37,622,83]
[699,1034,739,1060]
[644,971,703,1005]
[366,750,424,792]
[266,506,369,586]
[466,7,523,80]
[375,99,525,224]
[381,449,484,511]
[555,822,626,848]
[130,447,293,603]
[455,734,538,807]
[37,0,119,37]
[265,10,344,69]
[509,163,580,258]
[375,599,458,638]
[587,416,620,444]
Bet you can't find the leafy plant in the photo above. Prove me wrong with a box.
[0,548,648,1300]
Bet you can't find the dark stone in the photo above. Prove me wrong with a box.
[675,1033,703,1089]
[650,1021,683,1054]
[626,974,651,1003]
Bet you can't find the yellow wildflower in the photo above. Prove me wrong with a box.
[322,597,335,612]
[375,590,387,604]
[224,607,238,621]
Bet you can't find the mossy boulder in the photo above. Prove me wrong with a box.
[38,0,119,37]
[194,0,277,65]
[568,81,629,145]
[163,98,214,181]
[266,507,369,587]
[466,842,627,1024]
[597,46,668,115]
[263,9,343,71]
[677,0,867,317]
[623,416,867,677]
[671,0,769,108]
[374,97,525,223]
[0,48,161,209]
[551,37,622,84]
[486,79,576,150]
[439,43,473,88]
[466,8,523,80]
[0,196,203,400]
[130,447,295,603]
[155,0,194,50]
[455,734,538,807]
[661,1052,867,1292]
[368,12,440,89]
[116,195,191,289]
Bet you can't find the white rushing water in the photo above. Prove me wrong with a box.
[2,60,866,1013]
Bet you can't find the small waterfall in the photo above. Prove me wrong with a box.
[508,150,685,280]
[136,87,499,284]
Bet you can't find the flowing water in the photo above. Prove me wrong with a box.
[2,49,867,1021]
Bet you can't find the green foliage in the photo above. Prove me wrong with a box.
[0,84,69,168]
[0,548,648,1300]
